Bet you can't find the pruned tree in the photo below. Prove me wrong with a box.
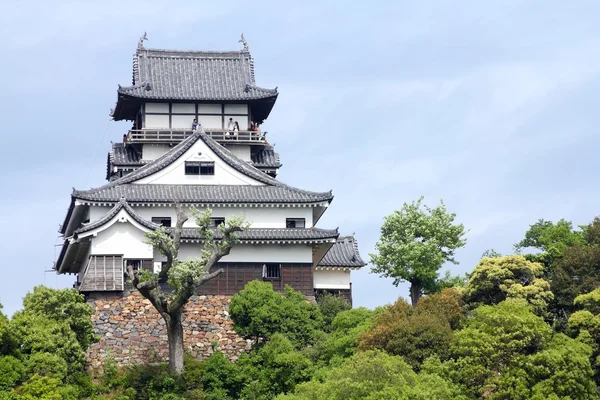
[370,196,467,306]
[128,204,248,374]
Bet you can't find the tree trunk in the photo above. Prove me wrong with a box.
[165,311,185,374]
[410,281,422,307]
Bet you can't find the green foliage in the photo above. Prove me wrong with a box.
[239,334,314,399]
[417,288,465,329]
[276,350,467,400]
[316,293,351,333]
[423,299,596,399]
[25,352,68,381]
[425,270,468,295]
[21,286,96,351]
[552,244,600,321]
[229,281,323,347]
[370,196,467,305]
[14,374,79,400]
[514,218,584,269]
[310,307,375,364]
[359,295,459,370]
[0,356,25,390]
[200,351,243,399]
[464,255,553,314]
[8,312,85,374]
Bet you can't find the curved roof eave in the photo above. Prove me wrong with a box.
[73,131,333,204]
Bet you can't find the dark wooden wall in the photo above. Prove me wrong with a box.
[198,262,314,296]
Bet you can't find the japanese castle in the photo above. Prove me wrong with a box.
[55,34,365,303]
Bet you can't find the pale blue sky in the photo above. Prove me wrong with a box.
[1,1,599,315]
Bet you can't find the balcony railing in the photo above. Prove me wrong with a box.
[127,129,268,144]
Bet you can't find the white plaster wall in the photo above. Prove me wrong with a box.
[225,145,251,162]
[89,206,112,223]
[145,103,169,113]
[145,114,169,129]
[198,115,222,129]
[134,137,264,186]
[178,243,313,263]
[91,222,153,259]
[172,103,195,113]
[142,144,171,161]
[198,104,222,114]
[314,270,351,289]
[134,206,313,228]
[224,104,248,114]
[172,115,195,129]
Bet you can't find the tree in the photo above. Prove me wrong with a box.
[370,196,467,306]
[129,205,248,374]
[20,286,95,351]
[359,294,461,370]
[514,218,584,271]
[423,299,596,399]
[238,334,314,399]
[463,255,553,315]
[276,350,467,400]
[311,307,375,364]
[229,281,323,348]
[317,293,351,333]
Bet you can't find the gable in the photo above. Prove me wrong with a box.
[134,137,264,186]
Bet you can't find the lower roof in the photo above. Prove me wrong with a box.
[75,184,331,204]
[318,235,367,268]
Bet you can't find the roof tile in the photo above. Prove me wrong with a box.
[319,235,367,268]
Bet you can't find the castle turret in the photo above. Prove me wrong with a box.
[108,33,281,181]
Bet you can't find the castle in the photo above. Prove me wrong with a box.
[54,34,365,366]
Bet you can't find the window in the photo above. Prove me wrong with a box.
[286,218,306,228]
[152,217,172,227]
[185,161,215,175]
[124,259,153,273]
[262,263,281,279]
[211,217,225,227]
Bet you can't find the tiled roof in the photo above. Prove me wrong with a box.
[73,198,335,242]
[110,143,144,165]
[79,132,332,204]
[119,48,278,101]
[179,227,339,242]
[75,184,331,204]
[253,147,281,168]
[74,198,159,235]
[319,235,367,268]
[107,143,280,169]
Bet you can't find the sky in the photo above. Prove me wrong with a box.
[1,1,600,315]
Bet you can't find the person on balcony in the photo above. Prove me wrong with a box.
[233,121,240,134]
[192,118,200,131]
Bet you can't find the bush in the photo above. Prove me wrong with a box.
[0,355,25,390]
[230,281,323,348]
[317,293,351,333]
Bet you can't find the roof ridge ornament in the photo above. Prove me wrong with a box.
[239,33,249,51]
[138,32,148,51]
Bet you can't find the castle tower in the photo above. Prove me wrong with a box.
[54,35,365,365]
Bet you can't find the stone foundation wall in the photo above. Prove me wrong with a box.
[86,291,252,369]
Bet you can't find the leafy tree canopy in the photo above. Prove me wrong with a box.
[464,255,553,315]
[316,293,351,333]
[277,350,467,400]
[359,290,463,370]
[370,196,467,306]
[20,286,95,351]
[229,281,323,348]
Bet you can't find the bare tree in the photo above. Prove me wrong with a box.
[127,204,248,374]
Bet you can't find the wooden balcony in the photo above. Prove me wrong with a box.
[127,129,268,145]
